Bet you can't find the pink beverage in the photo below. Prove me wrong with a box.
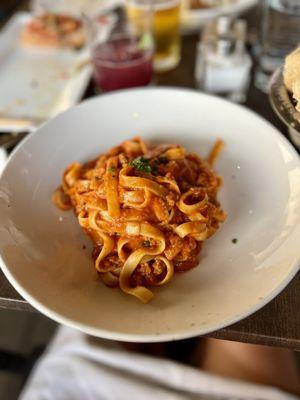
[92,37,153,92]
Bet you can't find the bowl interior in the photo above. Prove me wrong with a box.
[0,88,299,341]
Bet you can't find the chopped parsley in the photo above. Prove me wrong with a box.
[143,239,151,247]
[130,156,152,173]
[108,166,116,173]
[232,238,238,244]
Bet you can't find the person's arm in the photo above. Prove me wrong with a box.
[202,339,300,396]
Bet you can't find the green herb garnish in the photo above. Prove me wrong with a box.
[130,156,152,173]
[232,238,238,244]
[143,239,151,247]
[108,166,116,172]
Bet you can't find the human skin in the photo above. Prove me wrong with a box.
[202,338,300,396]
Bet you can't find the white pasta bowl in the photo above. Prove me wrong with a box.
[0,88,299,342]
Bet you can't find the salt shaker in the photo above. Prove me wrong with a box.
[195,17,252,103]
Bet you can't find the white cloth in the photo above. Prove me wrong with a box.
[20,327,298,400]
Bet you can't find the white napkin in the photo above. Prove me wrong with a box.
[20,326,297,400]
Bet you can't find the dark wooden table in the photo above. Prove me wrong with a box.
[0,7,299,350]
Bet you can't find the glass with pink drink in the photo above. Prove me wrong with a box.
[84,8,154,92]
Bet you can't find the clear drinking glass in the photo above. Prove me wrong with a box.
[255,0,300,92]
[84,7,154,92]
[126,0,181,72]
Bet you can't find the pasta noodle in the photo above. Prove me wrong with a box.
[53,137,226,303]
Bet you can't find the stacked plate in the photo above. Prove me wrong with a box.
[0,148,6,175]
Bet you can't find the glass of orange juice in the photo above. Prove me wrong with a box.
[126,0,181,72]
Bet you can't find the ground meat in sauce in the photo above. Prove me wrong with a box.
[164,234,184,260]
[174,243,202,272]
[174,256,200,272]
[131,259,167,286]
[165,192,178,208]
[92,250,122,270]
[169,208,188,224]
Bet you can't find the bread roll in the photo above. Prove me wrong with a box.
[284,47,300,111]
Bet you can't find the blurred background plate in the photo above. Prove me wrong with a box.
[0,12,91,132]
[181,0,258,33]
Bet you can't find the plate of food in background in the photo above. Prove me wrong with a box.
[269,47,300,148]
[181,0,258,33]
[0,9,91,132]
[0,88,299,341]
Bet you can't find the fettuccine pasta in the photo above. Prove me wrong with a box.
[53,137,226,303]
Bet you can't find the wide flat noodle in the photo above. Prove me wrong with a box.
[105,156,120,218]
